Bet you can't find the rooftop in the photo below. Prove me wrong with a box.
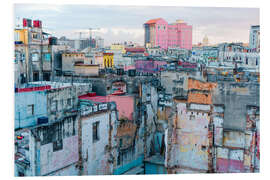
[188,78,217,91]
[145,18,162,24]
[79,95,109,103]
[16,81,91,93]
[125,47,146,53]
[188,92,212,105]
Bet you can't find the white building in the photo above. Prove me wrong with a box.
[79,100,118,175]
[249,25,260,51]
[219,51,260,70]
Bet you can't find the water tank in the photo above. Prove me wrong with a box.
[37,117,48,125]
[128,69,136,77]
[117,68,124,75]
[33,20,42,28]
[49,37,57,45]
[23,18,32,28]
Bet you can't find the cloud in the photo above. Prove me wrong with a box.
[53,27,144,46]
[14,4,259,45]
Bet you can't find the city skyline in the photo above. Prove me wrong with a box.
[14,4,259,46]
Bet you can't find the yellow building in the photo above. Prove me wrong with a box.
[110,44,126,54]
[14,29,29,44]
[103,53,114,68]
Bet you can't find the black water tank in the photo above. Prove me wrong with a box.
[128,69,136,77]
[37,117,48,125]
[117,68,124,75]
[49,37,57,45]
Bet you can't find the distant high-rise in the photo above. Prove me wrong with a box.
[249,25,260,51]
[144,18,192,50]
[95,37,104,48]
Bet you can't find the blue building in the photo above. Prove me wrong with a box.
[15,90,47,129]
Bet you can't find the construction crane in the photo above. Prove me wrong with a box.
[89,28,100,40]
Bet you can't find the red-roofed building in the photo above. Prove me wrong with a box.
[125,47,146,56]
[144,18,192,50]
[145,18,163,25]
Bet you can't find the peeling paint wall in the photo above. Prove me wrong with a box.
[40,135,79,175]
[15,91,47,129]
[38,116,79,176]
[80,112,115,175]
[48,164,78,176]
[108,95,134,121]
[214,104,260,173]
[223,131,245,149]
[216,147,244,173]
[212,82,259,130]
[167,101,211,172]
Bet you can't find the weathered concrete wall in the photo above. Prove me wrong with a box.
[223,131,245,149]
[212,82,259,130]
[42,84,92,123]
[167,102,211,172]
[15,91,47,129]
[216,147,244,173]
[40,135,79,175]
[81,112,113,175]
[74,65,99,76]
[213,104,260,173]
[48,164,78,176]
[161,71,205,96]
[108,95,134,120]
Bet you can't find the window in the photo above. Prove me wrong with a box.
[119,138,123,147]
[51,100,58,112]
[32,32,40,40]
[43,72,50,81]
[201,145,207,151]
[43,53,51,61]
[53,139,63,151]
[93,121,100,142]
[14,32,20,41]
[60,99,64,110]
[67,98,72,107]
[31,53,39,62]
[20,74,26,84]
[33,72,39,81]
[15,52,21,62]
[190,115,195,121]
[117,154,121,165]
[27,104,34,116]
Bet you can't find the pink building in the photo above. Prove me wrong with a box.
[144,18,192,50]
[79,93,134,120]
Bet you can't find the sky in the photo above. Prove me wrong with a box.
[14,4,259,46]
